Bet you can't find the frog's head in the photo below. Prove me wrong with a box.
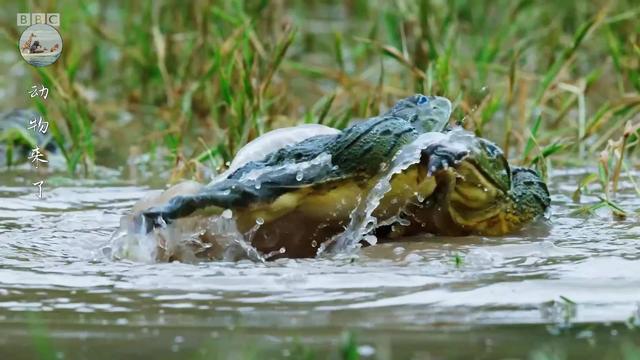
[386,94,452,133]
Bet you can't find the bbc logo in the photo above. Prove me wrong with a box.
[17,13,60,27]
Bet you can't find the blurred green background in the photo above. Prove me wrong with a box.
[1,0,638,190]
[0,2,640,358]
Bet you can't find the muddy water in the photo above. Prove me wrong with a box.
[0,169,639,359]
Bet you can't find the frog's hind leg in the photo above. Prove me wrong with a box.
[142,179,266,230]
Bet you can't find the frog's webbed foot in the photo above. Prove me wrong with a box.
[421,143,469,176]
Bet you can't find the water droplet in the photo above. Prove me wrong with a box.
[254,182,262,189]
[311,240,318,247]
[363,235,377,245]
[221,209,233,219]
[279,247,286,253]
[296,171,304,181]
[357,345,376,357]
[225,161,231,167]
[256,217,264,225]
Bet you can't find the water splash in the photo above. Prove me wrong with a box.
[106,209,262,263]
[319,131,455,255]
[106,215,159,263]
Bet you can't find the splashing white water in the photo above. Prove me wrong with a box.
[319,129,473,255]
[106,211,265,263]
[106,215,159,263]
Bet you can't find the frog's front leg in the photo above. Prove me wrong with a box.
[373,141,469,238]
[420,142,470,176]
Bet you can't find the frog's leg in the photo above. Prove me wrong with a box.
[421,143,470,176]
[142,179,260,229]
[373,142,471,237]
[142,158,342,231]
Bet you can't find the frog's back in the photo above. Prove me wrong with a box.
[231,115,418,181]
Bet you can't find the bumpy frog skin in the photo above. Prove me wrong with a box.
[142,95,550,259]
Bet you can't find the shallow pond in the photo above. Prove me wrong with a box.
[0,169,639,359]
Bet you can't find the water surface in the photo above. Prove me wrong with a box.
[0,169,639,359]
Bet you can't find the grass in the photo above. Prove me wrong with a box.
[26,312,56,360]
[0,0,638,211]
[453,252,464,267]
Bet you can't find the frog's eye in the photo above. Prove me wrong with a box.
[416,95,429,105]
